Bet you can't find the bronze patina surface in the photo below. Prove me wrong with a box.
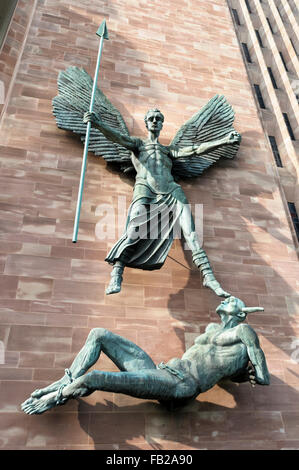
[53,68,241,296]
[21,297,269,415]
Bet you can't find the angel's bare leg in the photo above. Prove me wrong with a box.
[28,328,156,399]
[177,200,230,297]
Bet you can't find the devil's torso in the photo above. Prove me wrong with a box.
[179,324,249,392]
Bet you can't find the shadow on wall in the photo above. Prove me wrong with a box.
[6,0,299,452]
[71,119,298,371]
[167,130,298,372]
[73,373,299,450]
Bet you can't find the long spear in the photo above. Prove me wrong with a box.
[72,20,109,243]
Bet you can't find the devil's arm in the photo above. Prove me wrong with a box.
[84,112,138,151]
[238,324,270,385]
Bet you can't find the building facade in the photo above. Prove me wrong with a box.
[0,0,298,450]
[228,0,299,247]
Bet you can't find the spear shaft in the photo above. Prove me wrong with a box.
[72,20,108,243]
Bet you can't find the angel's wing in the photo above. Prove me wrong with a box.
[52,66,133,172]
[171,95,240,179]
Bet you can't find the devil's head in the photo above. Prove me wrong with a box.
[216,296,264,322]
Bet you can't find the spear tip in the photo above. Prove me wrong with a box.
[96,19,109,39]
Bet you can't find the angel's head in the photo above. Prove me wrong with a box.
[144,109,164,134]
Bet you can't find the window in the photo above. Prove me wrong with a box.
[279,51,289,71]
[255,29,264,48]
[288,202,299,241]
[266,18,274,34]
[267,67,278,89]
[232,8,241,25]
[0,1,18,51]
[254,84,266,109]
[283,113,295,140]
[245,0,252,14]
[242,43,252,63]
[268,136,283,167]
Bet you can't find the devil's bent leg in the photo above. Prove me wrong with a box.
[93,328,156,372]
[31,328,156,399]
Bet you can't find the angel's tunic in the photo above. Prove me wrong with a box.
[105,171,189,270]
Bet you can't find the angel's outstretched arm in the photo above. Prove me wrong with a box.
[172,131,241,158]
[84,112,138,151]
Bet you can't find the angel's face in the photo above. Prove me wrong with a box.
[145,112,164,133]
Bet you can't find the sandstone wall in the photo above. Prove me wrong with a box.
[0,0,298,450]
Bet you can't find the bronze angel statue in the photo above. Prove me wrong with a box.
[53,67,241,296]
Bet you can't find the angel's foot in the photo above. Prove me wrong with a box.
[106,264,124,295]
[106,275,122,295]
[203,277,230,298]
[22,391,59,415]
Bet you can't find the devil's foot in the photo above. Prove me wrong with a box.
[22,391,59,415]
[106,275,122,295]
[203,279,230,298]
[30,378,67,399]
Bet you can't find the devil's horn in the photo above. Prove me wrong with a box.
[242,307,264,313]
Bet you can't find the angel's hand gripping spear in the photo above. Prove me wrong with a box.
[53,65,241,297]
